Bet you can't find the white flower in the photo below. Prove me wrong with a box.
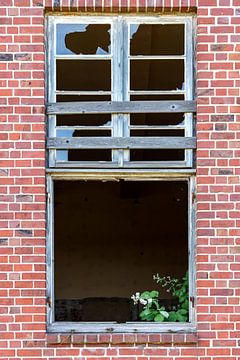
[140,298,148,306]
[131,292,141,305]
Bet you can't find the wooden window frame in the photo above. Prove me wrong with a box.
[46,171,196,333]
[46,15,196,169]
[46,14,196,333]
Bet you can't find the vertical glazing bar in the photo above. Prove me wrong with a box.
[122,19,130,163]
[185,18,194,167]
[112,18,122,164]
[110,19,116,163]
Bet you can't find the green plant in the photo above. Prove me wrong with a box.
[131,290,169,322]
[131,271,189,322]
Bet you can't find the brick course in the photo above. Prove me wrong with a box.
[0,0,240,359]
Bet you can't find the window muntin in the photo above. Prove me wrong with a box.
[47,16,195,168]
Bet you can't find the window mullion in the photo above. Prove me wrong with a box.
[122,18,130,163]
[185,18,194,167]
[112,18,123,165]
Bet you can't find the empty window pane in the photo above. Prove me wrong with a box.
[57,60,111,91]
[130,130,184,137]
[130,149,185,161]
[130,60,184,91]
[130,113,185,126]
[54,180,188,322]
[56,95,111,102]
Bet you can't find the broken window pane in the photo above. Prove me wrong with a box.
[130,24,184,55]
[56,114,111,127]
[130,60,184,91]
[55,127,111,162]
[54,180,188,322]
[56,129,111,137]
[131,113,185,126]
[56,149,111,162]
[56,24,111,55]
[57,60,111,91]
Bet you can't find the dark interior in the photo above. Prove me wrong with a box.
[130,24,184,55]
[54,180,188,322]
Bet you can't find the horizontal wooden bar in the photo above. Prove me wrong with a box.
[56,124,183,131]
[47,168,196,175]
[48,322,196,333]
[47,136,196,149]
[52,161,190,169]
[47,101,196,115]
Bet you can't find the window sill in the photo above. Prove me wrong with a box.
[46,324,197,346]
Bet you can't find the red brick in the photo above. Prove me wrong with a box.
[1,2,240,360]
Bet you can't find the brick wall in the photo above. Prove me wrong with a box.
[0,0,240,359]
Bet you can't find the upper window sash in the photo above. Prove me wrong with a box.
[47,16,196,169]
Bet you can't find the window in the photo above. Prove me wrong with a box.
[47,16,195,169]
[46,15,196,333]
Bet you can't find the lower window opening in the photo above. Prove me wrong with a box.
[54,180,188,322]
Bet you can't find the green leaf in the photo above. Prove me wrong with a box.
[141,308,151,316]
[140,308,157,321]
[149,290,159,298]
[176,312,186,322]
[160,310,169,319]
[182,300,189,310]
[152,299,160,309]
[178,309,188,315]
[154,314,164,322]
[140,312,154,321]
[140,291,151,299]
[167,312,177,322]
